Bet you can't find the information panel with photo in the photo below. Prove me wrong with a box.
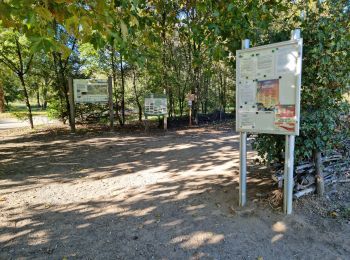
[73,79,109,103]
[236,39,302,135]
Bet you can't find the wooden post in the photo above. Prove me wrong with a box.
[108,76,114,130]
[144,116,149,132]
[314,150,324,196]
[164,115,167,130]
[68,77,75,133]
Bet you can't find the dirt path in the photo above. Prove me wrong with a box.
[0,125,349,259]
[0,116,59,130]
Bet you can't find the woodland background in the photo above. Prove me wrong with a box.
[0,0,349,164]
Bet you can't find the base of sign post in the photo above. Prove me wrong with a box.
[239,132,247,207]
[284,135,295,214]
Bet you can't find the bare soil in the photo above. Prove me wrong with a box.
[0,123,349,259]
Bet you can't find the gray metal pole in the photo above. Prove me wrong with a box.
[108,76,114,130]
[284,135,295,214]
[283,28,301,214]
[239,39,250,207]
[68,77,75,133]
[239,132,247,206]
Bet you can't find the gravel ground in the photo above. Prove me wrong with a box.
[0,123,349,259]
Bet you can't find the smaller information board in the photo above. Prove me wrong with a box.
[73,79,109,103]
[144,94,167,116]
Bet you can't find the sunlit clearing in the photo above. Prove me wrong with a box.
[162,219,183,227]
[271,234,284,243]
[0,229,32,243]
[186,204,205,211]
[145,143,195,153]
[120,206,156,217]
[272,221,287,232]
[28,230,48,245]
[77,223,91,229]
[171,231,224,249]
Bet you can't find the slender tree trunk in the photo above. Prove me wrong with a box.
[161,10,167,96]
[204,77,208,114]
[36,88,41,108]
[110,43,122,126]
[0,84,5,113]
[179,93,184,116]
[19,74,34,129]
[63,78,71,128]
[219,71,223,121]
[132,69,142,122]
[52,52,71,127]
[120,52,125,126]
[169,89,175,118]
[223,73,227,113]
[42,79,48,110]
[313,150,324,196]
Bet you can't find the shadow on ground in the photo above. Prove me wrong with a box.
[0,124,349,259]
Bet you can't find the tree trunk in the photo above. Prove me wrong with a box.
[0,84,5,113]
[63,79,71,128]
[313,150,324,196]
[223,73,227,113]
[219,71,223,121]
[36,87,41,108]
[110,43,122,126]
[42,80,48,110]
[52,51,72,128]
[204,76,209,114]
[132,69,142,122]
[120,52,125,126]
[168,89,174,118]
[19,74,34,129]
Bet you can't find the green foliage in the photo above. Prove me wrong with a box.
[0,68,21,106]
[47,98,67,121]
[252,134,285,164]
[253,0,350,164]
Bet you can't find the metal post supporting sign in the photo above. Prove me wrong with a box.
[239,39,249,207]
[283,28,301,214]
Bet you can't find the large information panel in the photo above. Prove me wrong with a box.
[73,79,109,103]
[144,94,167,116]
[236,39,302,135]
